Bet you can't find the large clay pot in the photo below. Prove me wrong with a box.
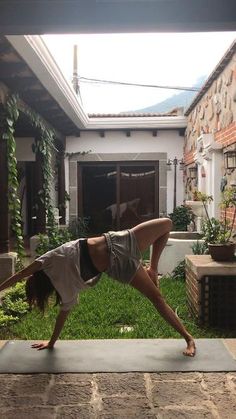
[208,242,236,262]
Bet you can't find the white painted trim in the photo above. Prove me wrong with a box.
[87,115,187,129]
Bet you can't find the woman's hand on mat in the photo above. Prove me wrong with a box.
[31,342,54,351]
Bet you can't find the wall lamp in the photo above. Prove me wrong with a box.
[224,149,236,174]
[167,157,185,171]
[188,166,198,179]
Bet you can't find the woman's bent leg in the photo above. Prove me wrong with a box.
[130,265,196,357]
[131,218,172,284]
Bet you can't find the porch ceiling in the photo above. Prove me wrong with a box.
[0,0,235,34]
[0,36,81,137]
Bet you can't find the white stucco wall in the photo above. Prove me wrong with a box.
[66,130,182,155]
[66,129,184,215]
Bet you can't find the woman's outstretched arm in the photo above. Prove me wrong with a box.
[0,260,41,292]
[31,309,71,350]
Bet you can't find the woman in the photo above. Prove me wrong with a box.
[0,218,196,357]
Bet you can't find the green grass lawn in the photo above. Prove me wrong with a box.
[1,274,235,340]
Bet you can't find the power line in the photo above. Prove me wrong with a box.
[79,76,201,92]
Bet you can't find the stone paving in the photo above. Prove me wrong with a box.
[0,372,236,419]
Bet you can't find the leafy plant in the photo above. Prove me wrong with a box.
[36,217,90,256]
[169,205,193,231]
[197,188,236,244]
[0,310,16,327]
[0,282,29,327]
[36,228,73,256]
[68,217,90,239]
[191,240,208,255]
[171,260,186,281]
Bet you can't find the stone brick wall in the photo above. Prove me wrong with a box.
[186,255,236,327]
[215,121,236,147]
[185,53,236,155]
[184,48,236,225]
[185,261,202,321]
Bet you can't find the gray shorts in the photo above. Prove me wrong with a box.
[103,229,142,284]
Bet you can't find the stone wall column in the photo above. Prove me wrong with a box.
[0,107,10,253]
[58,147,66,224]
[34,134,46,234]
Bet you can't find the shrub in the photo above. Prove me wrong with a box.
[0,309,16,327]
[169,205,193,231]
[191,240,208,255]
[36,217,90,256]
[68,217,90,239]
[0,281,29,327]
[171,260,186,281]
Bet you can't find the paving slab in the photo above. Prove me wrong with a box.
[0,372,236,418]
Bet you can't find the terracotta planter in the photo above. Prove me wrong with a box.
[208,242,236,262]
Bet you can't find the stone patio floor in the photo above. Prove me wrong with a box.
[0,340,236,419]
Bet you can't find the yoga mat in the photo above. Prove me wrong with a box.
[0,339,235,373]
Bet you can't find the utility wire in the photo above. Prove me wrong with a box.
[79,76,201,92]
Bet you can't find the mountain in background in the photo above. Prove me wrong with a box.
[135,76,207,113]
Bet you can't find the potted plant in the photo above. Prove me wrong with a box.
[197,189,236,261]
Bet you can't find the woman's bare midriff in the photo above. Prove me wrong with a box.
[87,236,109,273]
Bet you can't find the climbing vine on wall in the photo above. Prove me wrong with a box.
[3,94,25,268]
[3,94,57,267]
[20,105,57,234]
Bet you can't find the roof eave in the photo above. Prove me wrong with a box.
[87,115,187,129]
[6,35,89,130]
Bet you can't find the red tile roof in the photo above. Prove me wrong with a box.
[88,108,183,118]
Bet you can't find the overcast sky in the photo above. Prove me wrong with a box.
[43,32,236,113]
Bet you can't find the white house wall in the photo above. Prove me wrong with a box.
[66,129,184,218]
[66,130,182,155]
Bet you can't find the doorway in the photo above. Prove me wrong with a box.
[78,161,159,234]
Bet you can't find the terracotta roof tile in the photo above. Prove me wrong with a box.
[88,108,182,118]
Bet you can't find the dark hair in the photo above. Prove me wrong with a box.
[25,270,61,312]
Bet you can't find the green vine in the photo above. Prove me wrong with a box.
[3,95,25,268]
[20,105,57,234]
[2,94,57,268]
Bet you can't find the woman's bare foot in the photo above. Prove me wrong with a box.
[183,338,196,357]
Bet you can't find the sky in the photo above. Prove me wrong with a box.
[43,32,236,114]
